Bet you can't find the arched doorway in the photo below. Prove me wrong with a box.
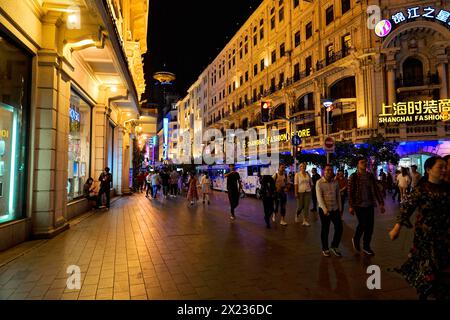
[293,93,314,113]
[273,103,286,120]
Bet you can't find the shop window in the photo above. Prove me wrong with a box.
[0,32,31,224]
[68,91,92,201]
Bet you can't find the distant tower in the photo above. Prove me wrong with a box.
[153,65,176,120]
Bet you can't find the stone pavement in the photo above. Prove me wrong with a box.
[0,190,417,300]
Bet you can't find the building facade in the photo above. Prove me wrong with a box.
[176,0,450,166]
[0,0,149,251]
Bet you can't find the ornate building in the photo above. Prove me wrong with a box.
[176,0,450,164]
[0,0,150,250]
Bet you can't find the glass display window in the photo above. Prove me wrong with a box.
[0,32,31,223]
[67,91,91,201]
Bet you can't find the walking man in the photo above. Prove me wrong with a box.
[260,174,275,229]
[348,157,385,255]
[225,164,242,220]
[316,164,343,257]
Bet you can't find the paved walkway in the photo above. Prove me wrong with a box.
[0,191,417,300]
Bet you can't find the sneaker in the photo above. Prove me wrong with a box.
[330,247,342,257]
[322,250,331,257]
[302,221,311,227]
[363,248,375,256]
[352,238,361,252]
[271,213,276,222]
[295,215,299,223]
[230,215,236,221]
[280,220,288,226]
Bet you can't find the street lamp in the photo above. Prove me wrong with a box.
[321,99,334,163]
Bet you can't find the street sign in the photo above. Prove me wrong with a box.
[291,135,301,146]
[324,136,335,153]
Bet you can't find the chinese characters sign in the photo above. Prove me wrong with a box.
[375,6,450,38]
[378,99,450,123]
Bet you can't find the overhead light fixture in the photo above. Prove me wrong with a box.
[111,86,118,93]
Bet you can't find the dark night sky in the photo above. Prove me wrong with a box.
[143,0,263,102]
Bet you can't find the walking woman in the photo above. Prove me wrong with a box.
[389,156,450,300]
[200,172,211,204]
[397,167,411,202]
[187,172,199,206]
[294,163,313,226]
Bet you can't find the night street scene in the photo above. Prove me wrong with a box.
[0,0,449,311]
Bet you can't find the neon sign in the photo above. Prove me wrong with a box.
[247,129,311,147]
[69,108,80,122]
[0,129,9,138]
[378,99,450,123]
[163,118,169,160]
[391,6,450,25]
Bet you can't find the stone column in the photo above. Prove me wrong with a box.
[32,12,69,238]
[93,104,107,180]
[386,64,397,105]
[114,125,124,195]
[122,130,131,194]
[437,61,448,99]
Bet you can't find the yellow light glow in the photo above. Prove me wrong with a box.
[111,86,118,93]
[68,13,78,25]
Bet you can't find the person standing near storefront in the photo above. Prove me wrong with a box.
[145,172,152,198]
[97,167,112,210]
[389,156,450,300]
[311,168,321,213]
[225,164,242,220]
[170,170,179,197]
[160,169,170,199]
[379,169,387,198]
[348,157,385,255]
[316,164,343,257]
[294,163,312,226]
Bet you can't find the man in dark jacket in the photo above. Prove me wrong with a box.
[260,174,275,229]
[348,157,385,255]
[311,168,321,212]
[97,167,112,210]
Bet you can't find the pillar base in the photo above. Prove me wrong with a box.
[32,223,70,240]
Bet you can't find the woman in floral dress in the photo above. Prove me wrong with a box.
[187,172,199,206]
[389,156,450,300]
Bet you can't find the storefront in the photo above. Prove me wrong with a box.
[0,30,31,224]
[67,90,92,202]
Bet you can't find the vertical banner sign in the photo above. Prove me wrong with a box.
[163,118,169,160]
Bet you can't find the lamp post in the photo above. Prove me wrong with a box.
[321,99,334,163]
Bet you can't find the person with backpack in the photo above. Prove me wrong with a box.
[272,164,289,226]
[97,167,112,210]
[260,174,275,229]
[348,157,385,255]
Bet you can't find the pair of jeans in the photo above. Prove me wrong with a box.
[311,189,318,210]
[152,185,159,198]
[97,188,110,208]
[146,183,152,197]
[354,206,375,250]
[296,192,311,222]
[170,184,178,196]
[262,197,274,227]
[318,209,343,250]
[163,185,169,197]
[274,191,287,217]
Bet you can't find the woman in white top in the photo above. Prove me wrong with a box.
[294,163,313,226]
[200,173,211,205]
[397,167,411,202]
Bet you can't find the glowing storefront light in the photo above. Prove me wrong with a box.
[375,20,392,37]
[163,118,169,160]
[378,99,450,123]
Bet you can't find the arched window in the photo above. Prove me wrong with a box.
[273,103,286,119]
[329,76,356,100]
[242,118,249,130]
[295,93,314,113]
[403,57,423,87]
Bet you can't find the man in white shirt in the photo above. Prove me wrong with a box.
[316,164,343,257]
